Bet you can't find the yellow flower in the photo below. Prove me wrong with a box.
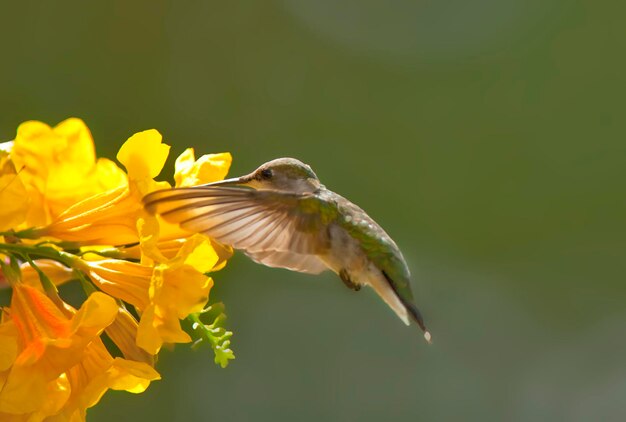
[136,235,218,354]
[117,129,170,184]
[9,119,127,227]
[40,135,234,250]
[120,235,232,271]
[43,184,144,245]
[52,336,159,422]
[81,259,152,310]
[81,232,220,355]
[42,129,171,245]
[134,148,233,266]
[174,148,231,187]
[0,117,236,419]
[0,284,159,421]
[0,284,117,416]
[0,151,29,231]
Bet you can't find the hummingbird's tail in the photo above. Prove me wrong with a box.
[404,301,432,344]
[370,270,432,344]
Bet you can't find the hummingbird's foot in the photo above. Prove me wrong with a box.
[339,269,361,291]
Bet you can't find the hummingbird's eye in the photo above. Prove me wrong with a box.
[260,169,273,179]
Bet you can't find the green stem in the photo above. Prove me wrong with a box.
[15,251,66,309]
[21,254,57,295]
[0,228,41,239]
[188,312,211,348]
[188,312,204,331]
[77,248,126,259]
[75,270,98,296]
[0,243,78,268]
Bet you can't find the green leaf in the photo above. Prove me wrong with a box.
[187,303,235,368]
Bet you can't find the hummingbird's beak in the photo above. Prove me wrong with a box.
[203,175,255,188]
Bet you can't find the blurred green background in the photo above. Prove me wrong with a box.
[1,0,625,420]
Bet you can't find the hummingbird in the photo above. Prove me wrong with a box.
[143,158,431,342]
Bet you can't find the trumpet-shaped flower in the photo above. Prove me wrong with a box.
[0,118,236,420]
[0,285,117,415]
[10,119,127,227]
[81,231,220,355]
[81,259,152,310]
[51,337,159,422]
[42,129,171,245]
[0,285,159,421]
[136,235,218,354]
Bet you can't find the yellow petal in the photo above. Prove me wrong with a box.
[83,259,151,310]
[136,304,191,354]
[0,321,18,371]
[59,338,160,421]
[184,239,219,274]
[19,260,74,289]
[135,305,162,354]
[8,285,117,382]
[94,158,128,188]
[173,148,195,185]
[0,152,29,231]
[163,266,213,318]
[10,118,127,226]
[104,307,154,365]
[133,234,220,354]
[117,129,170,180]
[106,357,160,393]
[43,185,142,245]
[47,118,96,170]
[10,284,71,350]
[70,292,118,336]
[35,372,72,420]
[0,369,70,416]
[208,239,234,272]
[42,128,174,245]
[174,149,232,187]
[0,366,48,414]
[136,216,169,265]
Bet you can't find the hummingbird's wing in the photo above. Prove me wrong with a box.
[144,187,330,274]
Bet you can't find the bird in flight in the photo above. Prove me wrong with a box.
[143,158,431,343]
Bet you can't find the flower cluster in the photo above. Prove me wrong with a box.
[0,118,235,421]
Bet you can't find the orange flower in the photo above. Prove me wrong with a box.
[0,284,117,416]
[0,285,159,420]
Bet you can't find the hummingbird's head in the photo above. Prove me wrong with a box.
[211,158,321,194]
